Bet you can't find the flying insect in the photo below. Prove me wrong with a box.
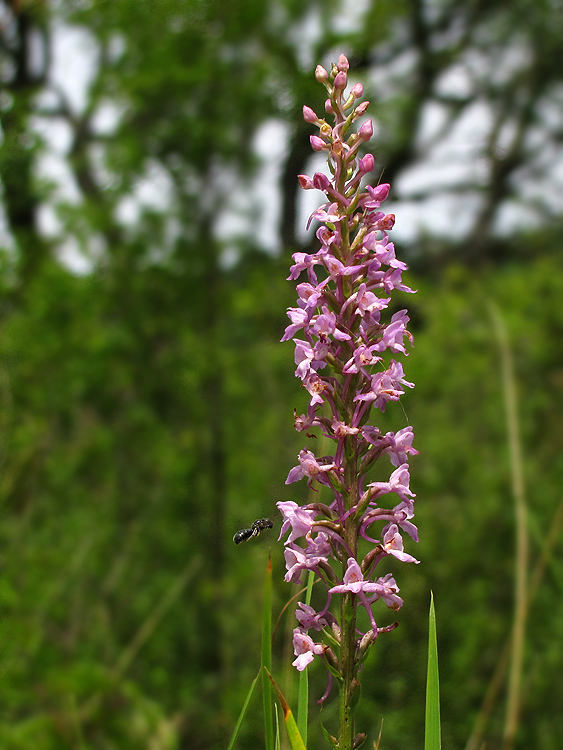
[233,517,274,545]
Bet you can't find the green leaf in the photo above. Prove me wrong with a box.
[262,555,274,750]
[265,668,307,750]
[226,671,260,750]
[425,592,442,750]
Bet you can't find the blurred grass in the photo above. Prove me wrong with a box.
[425,592,441,750]
[1,251,563,749]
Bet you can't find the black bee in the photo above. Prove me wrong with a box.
[233,517,274,545]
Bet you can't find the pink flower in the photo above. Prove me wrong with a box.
[278,56,419,698]
[285,449,337,488]
[292,629,326,671]
[381,524,420,564]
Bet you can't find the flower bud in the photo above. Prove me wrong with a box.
[331,622,341,642]
[333,71,347,90]
[369,183,390,202]
[361,547,380,575]
[310,135,326,151]
[353,733,367,749]
[349,677,362,711]
[337,54,349,72]
[325,98,334,115]
[357,628,377,660]
[355,101,369,117]
[315,65,329,84]
[351,82,363,99]
[324,647,340,673]
[312,172,330,191]
[358,154,375,173]
[358,119,374,141]
[303,105,318,123]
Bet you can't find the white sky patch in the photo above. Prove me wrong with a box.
[388,191,483,246]
[331,0,371,34]
[49,20,98,115]
[215,119,291,259]
[288,8,323,71]
[295,152,329,246]
[115,159,176,226]
[90,100,126,136]
[492,200,545,237]
[0,184,16,255]
[435,60,474,100]
[251,119,291,253]
[56,235,100,275]
[32,124,82,201]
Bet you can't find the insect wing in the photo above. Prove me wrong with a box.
[251,518,274,536]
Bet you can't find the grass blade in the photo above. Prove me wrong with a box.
[265,668,307,750]
[489,303,528,750]
[262,555,274,750]
[425,592,441,750]
[226,671,260,750]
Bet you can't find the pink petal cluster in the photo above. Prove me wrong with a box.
[277,55,420,682]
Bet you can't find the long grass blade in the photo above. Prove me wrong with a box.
[262,555,274,750]
[425,592,441,750]
[265,668,307,750]
[489,303,528,750]
[226,671,260,750]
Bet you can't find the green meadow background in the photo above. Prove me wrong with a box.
[1,1,562,748]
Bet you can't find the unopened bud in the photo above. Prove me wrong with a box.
[361,547,380,575]
[353,732,367,749]
[337,54,349,72]
[358,119,374,141]
[349,677,362,711]
[333,71,347,90]
[324,647,340,673]
[370,183,390,202]
[325,99,334,115]
[310,135,326,152]
[357,629,377,661]
[355,101,369,117]
[315,65,329,84]
[303,105,318,123]
[358,154,375,173]
[350,82,363,99]
[312,172,330,191]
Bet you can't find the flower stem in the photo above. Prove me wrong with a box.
[338,591,357,750]
[338,498,358,750]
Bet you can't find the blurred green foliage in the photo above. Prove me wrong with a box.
[1,0,563,749]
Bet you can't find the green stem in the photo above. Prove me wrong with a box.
[338,478,359,750]
[338,591,357,750]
